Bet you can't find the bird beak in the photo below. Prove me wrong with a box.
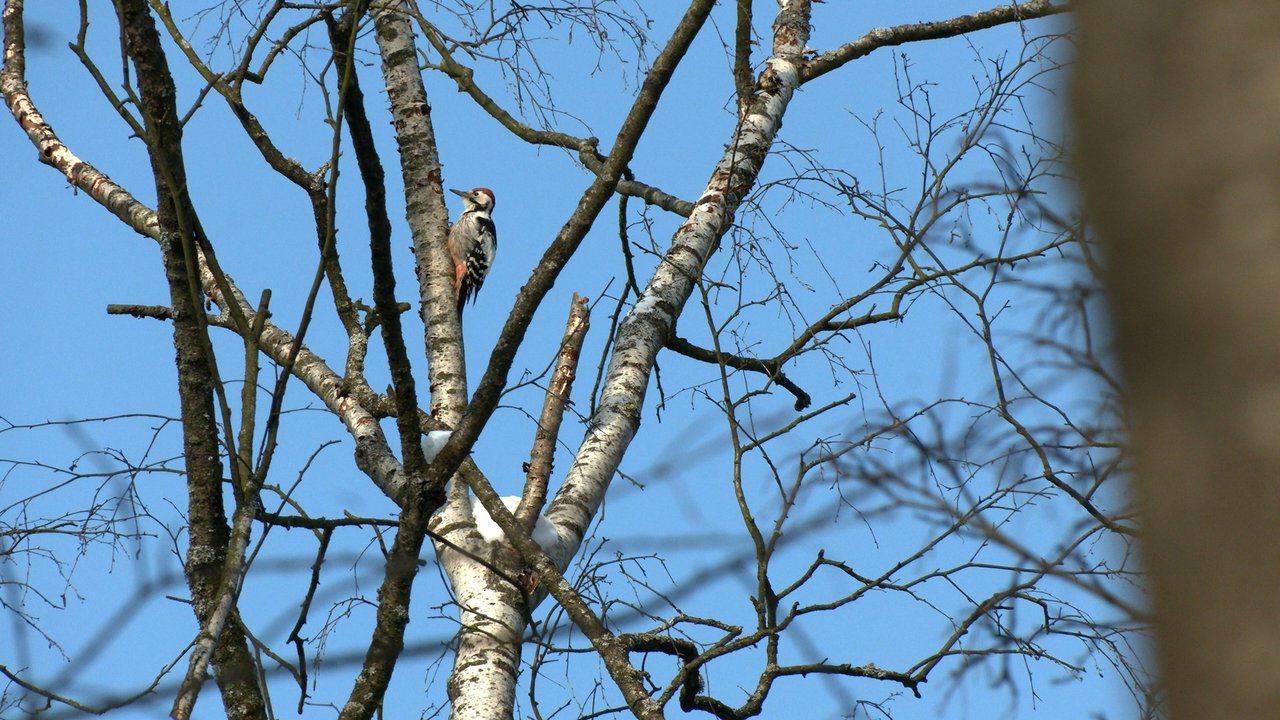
[449,188,467,198]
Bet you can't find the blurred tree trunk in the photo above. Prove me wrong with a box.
[1075,3,1280,716]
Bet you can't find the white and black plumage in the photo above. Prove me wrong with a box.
[446,187,497,316]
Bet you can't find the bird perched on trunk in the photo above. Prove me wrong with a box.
[446,187,497,316]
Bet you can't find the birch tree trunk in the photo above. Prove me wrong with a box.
[550,0,811,549]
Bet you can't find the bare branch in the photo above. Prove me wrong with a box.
[519,294,590,531]
[804,1,1070,83]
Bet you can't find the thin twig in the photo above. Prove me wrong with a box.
[519,294,590,531]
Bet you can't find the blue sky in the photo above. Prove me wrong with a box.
[0,3,1140,719]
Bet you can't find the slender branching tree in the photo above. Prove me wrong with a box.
[1,2,1145,719]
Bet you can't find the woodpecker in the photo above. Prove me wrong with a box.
[446,187,497,316]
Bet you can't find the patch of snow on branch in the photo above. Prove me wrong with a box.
[420,430,453,463]
[632,292,670,323]
[470,495,560,549]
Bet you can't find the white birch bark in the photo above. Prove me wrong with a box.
[437,531,525,718]
[548,0,812,550]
